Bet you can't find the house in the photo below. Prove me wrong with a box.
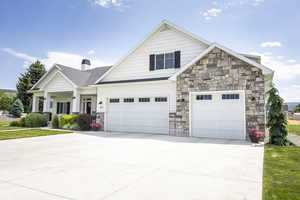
[30,20,274,140]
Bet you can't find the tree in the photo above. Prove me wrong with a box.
[16,61,46,113]
[10,99,24,117]
[293,104,300,113]
[267,87,288,146]
[0,94,13,112]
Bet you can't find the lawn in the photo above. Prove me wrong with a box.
[0,129,72,140]
[288,124,300,137]
[0,121,10,126]
[0,126,28,131]
[263,146,300,200]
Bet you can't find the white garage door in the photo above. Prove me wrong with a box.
[106,97,169,134]
[191,91,246,140]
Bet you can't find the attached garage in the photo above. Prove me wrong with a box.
[106,97,169,134]
[191,91,246,140]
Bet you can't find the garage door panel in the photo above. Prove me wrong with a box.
[192,91,245,140]
[106,98,169,134]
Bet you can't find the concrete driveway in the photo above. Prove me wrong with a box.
[0,132,264,200]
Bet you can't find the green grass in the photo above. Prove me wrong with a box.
[0,126,28,131]
[0,129,72,140]
[288,124,300,136]
[263,146,300,200]
[0,121,10,126]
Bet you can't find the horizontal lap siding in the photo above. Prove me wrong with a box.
[44,73,74,92]
[102,28,208,81]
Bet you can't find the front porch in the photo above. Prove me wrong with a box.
[32,91,97,116]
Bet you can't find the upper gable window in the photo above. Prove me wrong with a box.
[150,51,180,71]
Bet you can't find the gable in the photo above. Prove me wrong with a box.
[43,72,74,92]
[101,24,209,82]
[33,67,60,90]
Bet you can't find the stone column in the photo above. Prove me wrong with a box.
[72,89,80,114]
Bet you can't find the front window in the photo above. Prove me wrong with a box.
[57,102,71,114]
[155,52,175,69]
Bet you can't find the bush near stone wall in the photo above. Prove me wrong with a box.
[59,114,78,129]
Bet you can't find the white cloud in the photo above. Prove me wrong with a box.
[93,0,123,8]
[253,0,265,6]
[87,50,95,55]
[287,59,296,63]
[1,48,111,70]
[260,42,282,47]
[279,86,300,102]
[1,48,37,62]
[202,8,222,20]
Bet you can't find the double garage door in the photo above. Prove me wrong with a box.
[106,97,169,134]
[191,91,246,140]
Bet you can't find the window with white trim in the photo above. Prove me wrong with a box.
[155,52,175,69]
[155,97,168,102]
[139,98,150,102]
[109,98,119,103]
[124,98,134,103]
[196,95,212,100]
[222,94,240,100]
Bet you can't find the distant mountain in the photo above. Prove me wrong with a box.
[285,102,300,112]
[0,89,16,94]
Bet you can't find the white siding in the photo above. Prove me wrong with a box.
[35,68,58,89]
[44,73,74,92]
[96,81,176,113]
[102,27,208,82]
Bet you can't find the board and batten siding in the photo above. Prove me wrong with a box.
[44,73,74,92]
[96,81,176,113]
[102,27,209,82]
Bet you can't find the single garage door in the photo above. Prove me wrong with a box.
[106,97,169,134]
[191,91,246,140]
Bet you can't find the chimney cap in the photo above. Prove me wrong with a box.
[81,59,91,65]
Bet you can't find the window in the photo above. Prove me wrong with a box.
[109,98,119,103]
[155,97,167,102]
[56,102,70,114]
[222,94,240,100]
[150,51,180,71]
[196,95,212,100]
[124,98,134,103]
[165,53,175,69]
[155,54,164,69]
[139,98,150,102]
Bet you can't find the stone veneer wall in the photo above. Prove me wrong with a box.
[170,48,265,138]
[96,112,105,131]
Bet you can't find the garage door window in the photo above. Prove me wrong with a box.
[139,98,150,102]
[222,94,239,100]
[155,97,167,102]
[124,98,134,103]
[109,98,119,103]
[196,95,212,100]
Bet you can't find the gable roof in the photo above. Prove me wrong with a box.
[94,20,212,84]
[31,64,112,90]
[169,43,274,81]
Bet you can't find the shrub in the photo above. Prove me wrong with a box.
[62,123,71,129]
[24,113,47,127]
[77,114,91,130]
[19,117,26,127]
[10,99,24,117]
[60,114,78,128]
[51,114,59,129]
[9,120,21,127]
[70,123,80,130]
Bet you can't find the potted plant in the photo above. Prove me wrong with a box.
[249,130,264,143]
[90,123,101,131]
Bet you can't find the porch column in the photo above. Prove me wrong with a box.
[32,94,37,112]
[72,89,80,113]
[43,92,50,112]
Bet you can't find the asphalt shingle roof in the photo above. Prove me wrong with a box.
[56,64,112,87]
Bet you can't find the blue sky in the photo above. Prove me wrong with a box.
[0,0,299,102]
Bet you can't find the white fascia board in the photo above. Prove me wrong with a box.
[94,20,212,84]
[30,65,59,90]
[169,43,274,81]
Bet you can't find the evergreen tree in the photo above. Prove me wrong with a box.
[0,94,13,112]
[293,104,300,113]
[267,87,288,146]
[16,61,46,113]
[10,99,24,117]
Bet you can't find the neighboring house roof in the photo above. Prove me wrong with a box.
[31,64,112,90]
[94,20,212,84]
[169,43,274,81]
[0,89,16,94]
